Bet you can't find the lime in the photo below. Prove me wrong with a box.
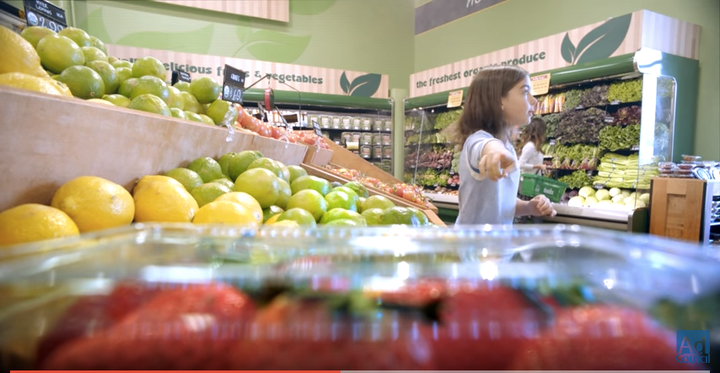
[344,181,370,198]
[127,93,171,116]
[85,60,118,95]
[58,27,92,47]
[130,75,169,101]
[187,157,223,183]
[89,36,107,55]
[380,206,420,226]
[206,99,238,125]
[286,165,308,183]
[191,182,231,207]
[166,86,184,110]
[180,91,202,113]
[20,26,55,48]
[277,208,317,227]
[57,65,105,99]
[115,67,132,86]
[87,98,114,106]
[217,152,239,179]
[407,207,430,226]
[36,34,85,74]
[286,189,327,222]
[290,175,332,196]
[275,178,292,210]
[227,150,263,181]
[324,219,361,227]
[319,208,366,226]
[165,167,203,192]
[185,111,205,123]
[111,59,132,69]
[192,200,257,226]
[330,182,343,188]
[272,220,300,228]
[81,46,107,63]
[211,178,235,190]
[361,208,383,226]
[174,81,191,92]
[233,168,280,209]
[332,186,359,202]
[198,114,215,126]
[360,195,395,213]
[132,56,167,80]
[170,107,187,119]
[246,158,283,179]
[102,94,130,107]
[117,77,139,98]
[262,205,284,223]
[189,76,221,104]
[356,197,365,212]
[324,190,357,212]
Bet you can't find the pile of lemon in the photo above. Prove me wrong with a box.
[0,25,237,126]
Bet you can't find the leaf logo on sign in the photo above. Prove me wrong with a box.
[560,14,632,65]
[340,72,381,97]
[235,27,311,63]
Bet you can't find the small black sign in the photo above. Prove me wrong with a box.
[311,120,323,137]
[24,0,67,32]
[222,64,246,104]
[171,70,191,85]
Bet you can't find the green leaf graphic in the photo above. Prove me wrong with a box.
[340,72,351,94]
[236,25,250,44]
[245,30,311,63]
[573,14,632,65]
[77,8,112,44]
[116,25,215,54]
[349,74,382,97]
[560,33,575,64]
[290,0,337,15]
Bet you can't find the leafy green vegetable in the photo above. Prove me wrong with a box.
[556,108,609,145]
[562,89,585,111]
[558,170,594,190]
[598,123,640,151]
[542,113,562,138]
[607,78,643,103]
[433,108,462,130]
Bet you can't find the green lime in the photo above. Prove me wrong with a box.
[130,75,169,101]
[287,189,327,222]
[20,26,56,48]
[180,91,202,113]
[117,77,139,98]
[211,178,235,190]
[361,208,383,225]
[324,219,361,227]
[187,157,223,183]
[85,60,118,95]
[166,86,184,110]
[58,27,92,47]
[277,208,316,227]
[320,208,366,226]
[111,59,132,69]
[127,93,171,116]
[324,190,357,212]
[290,175,332,197]
[191,182,231,208]
[81,46,107,63]
[102,94,130,107]
[233,168,280,209]
[165,167,203,192]
[275,178,292,210]
[174,81,191,92]
[262,205,284,223]
[286,165,308,183]
[89,36,107,55]
[206,99,237,125]
[189,76,221,104]
[246,158,284,179]
[407,207,430,226]
[198,114,215,126]
[170,107,187,119]
[360,195,395,213]
[185,111,204,123]
[131,56,167,80]
[57,65,105,99]
[380,206,420,226]
[227,150,263,181]
[36,34,85,74]
[115,67,132,87]
[344,181,370,198]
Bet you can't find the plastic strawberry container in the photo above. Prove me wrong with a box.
[0,223,718,370]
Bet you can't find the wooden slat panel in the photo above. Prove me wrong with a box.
[649,177,705,242]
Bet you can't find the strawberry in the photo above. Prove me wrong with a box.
[509,305,701,370]
[36,281,164,364]
[231,294,435,369]
[41,282,256,369]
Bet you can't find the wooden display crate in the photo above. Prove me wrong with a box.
[649,177,706,242]
[301,163,444,226]
[302,144,334,166]
[0,86,308,211]
[325,140,403,185]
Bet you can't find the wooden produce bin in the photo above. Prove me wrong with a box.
[326,140,402,185]
[649,177,707,242]
[301,163,444,226]
[302,144,334,166]
[0,86,307,211]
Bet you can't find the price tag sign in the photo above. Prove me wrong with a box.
[222,64,246,104]
[447,90,463,108]
[24,0,67,32]
[530,73,551,96]
[603,116,615,123]
[311,120,323,137]
[171,70,191,85]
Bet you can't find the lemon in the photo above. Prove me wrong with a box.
[189,77,221,104]
[192,200,258,226]
[58,27,92,47]
[81,46,107,63]
[45,78,73,97]
[0,25,49,77]
[57,65,105,99]
[170,108,186,119]
[0,204,79,247]
[133,174,184,194]
[133,178,198,222]
[132,56,166,80]
[85,60,119,95]
[191,182,231,207]
[264,213,281,225]
[89,36,107,55]
[128,93,171,116]
[0,72,64,96]
[272,220,299,228]
[165,167,203,192]
[51,176,134,232]
[36,34,85,74]
[215,192,263,224]
[20,26,55,48]
[262,205,284,223]
[87,98,114,106]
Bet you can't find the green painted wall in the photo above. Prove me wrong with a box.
[20,0,415,92]
[413,0,720,159]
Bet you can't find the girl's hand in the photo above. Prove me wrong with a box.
[528,195,556,217]
[536,164,548,171]
[479,143,516,181]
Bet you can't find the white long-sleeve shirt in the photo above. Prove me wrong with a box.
[518,141,544,174]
